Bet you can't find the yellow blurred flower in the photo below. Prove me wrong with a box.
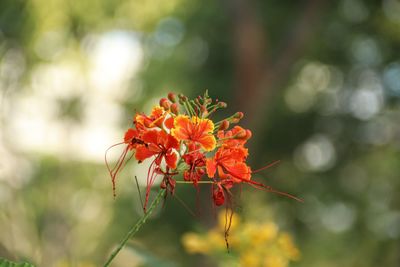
[217,211,241,231]
[278,233,301,261]
[182,211,300,267]
[263,255,288,267]
[240,251,261,267]
[181,232,210,254]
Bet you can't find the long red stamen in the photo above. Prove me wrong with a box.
[251,160,281,173]
[105,142,132,198]
[220,165,303,202]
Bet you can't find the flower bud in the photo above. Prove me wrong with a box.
[178,94,188,102]
[218,120,230,131]
[171,103,179,115]
[234,112,244,119]
[200,105,207,113]
[213,187,225,206]
[160,179,167,189]
[245,129,252,140]
[168,92,176,103]
[217,102,227,108]
[144,119,152,128]
[234,129,247,139]
[159,98,170,110]
[205,98,212,105]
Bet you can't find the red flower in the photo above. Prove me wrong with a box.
[124,128,144,150]
[206,146,251,183]
[182,144,206,184]
[135,130,179,169]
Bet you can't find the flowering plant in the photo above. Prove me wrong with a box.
[104,91,301,266]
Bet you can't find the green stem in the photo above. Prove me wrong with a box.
[175,180,213,184]
[103,189,166,267]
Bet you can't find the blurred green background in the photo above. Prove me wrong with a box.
[1,0,400,266]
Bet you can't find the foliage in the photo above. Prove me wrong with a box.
[0,258,34,267]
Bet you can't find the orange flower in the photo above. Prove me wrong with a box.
[206,146,251,183]
[171,115,216,151]
[135,106,166,129]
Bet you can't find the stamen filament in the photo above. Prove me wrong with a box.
[175,181,214,184]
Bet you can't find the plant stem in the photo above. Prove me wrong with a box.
[175,180,213,184]
[103,189,166,267]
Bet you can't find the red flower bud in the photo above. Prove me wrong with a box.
[171,103,179,115]
[235,129,247,139]
[218,120,230,131]
[168,92,176,103]
[144,119,152,128]
[159,98,170,110]
[234,112,244,119]
[160,179,167,189]
[245,129,252,140]
[213,186,225,206]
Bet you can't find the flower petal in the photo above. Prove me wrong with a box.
[224,162,251,182]
[124,128,138,143]
[171,115,190,140]
[166,134,179,150]
[135,145,156,162]
[206,158,217,178]
[165,150,178,169]
[142,130,159,144]
[193,117,214,133]
[197,135,216,151]
[164,116,174,129]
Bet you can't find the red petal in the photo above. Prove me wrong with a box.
[166,134,179,150]
[135,145,156,161]
[165,150,178,169]
[142,130,159,144]
[206,158,217,178]
[165,117,174,129]
[124,128,138,143]
[224,162,251,182]
[213,186,225,206]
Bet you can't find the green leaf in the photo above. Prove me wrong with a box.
[0,258,35,267]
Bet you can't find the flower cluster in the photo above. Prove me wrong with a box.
[106,91,300,247]
[107,91,253,204]
[182,212,300,267]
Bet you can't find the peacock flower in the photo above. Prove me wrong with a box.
[134,129,179,169]
[134,105,168,129]
[105,90,302,264]
[171,115,216,151]
[206,146,251,183]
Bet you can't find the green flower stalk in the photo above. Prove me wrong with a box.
[103,189,166,267]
